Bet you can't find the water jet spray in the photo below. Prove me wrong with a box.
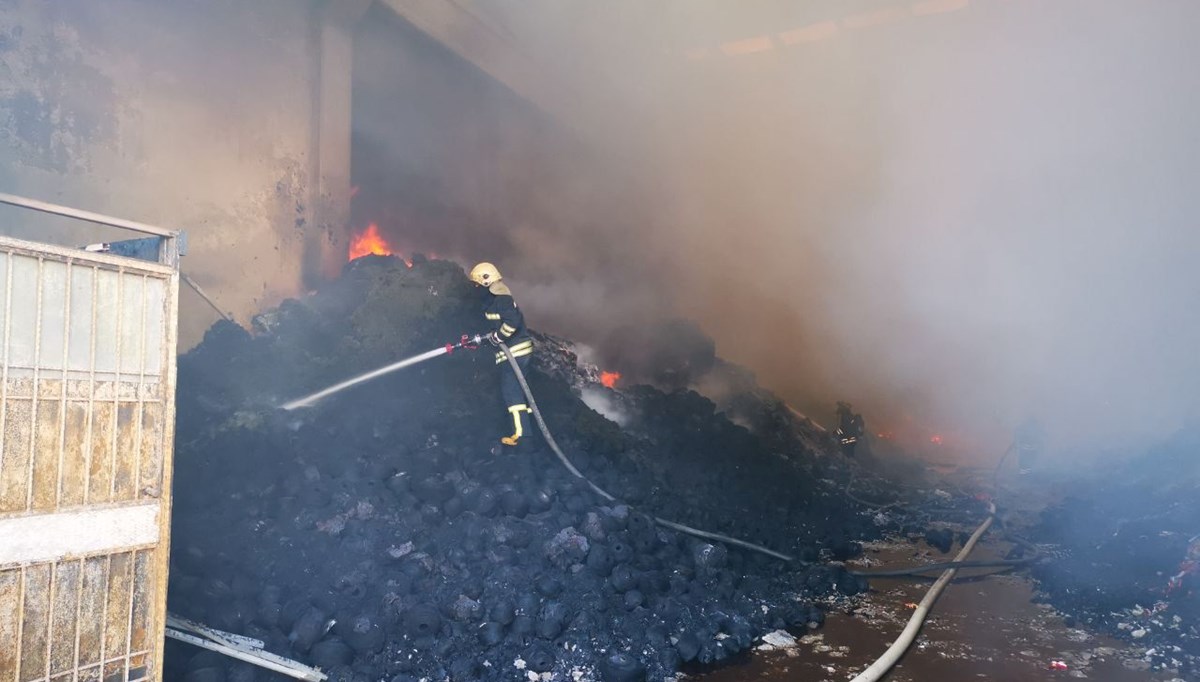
[279,334,484,410]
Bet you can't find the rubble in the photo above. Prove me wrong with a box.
[1030,427,1200,677]
[165,257,895,681]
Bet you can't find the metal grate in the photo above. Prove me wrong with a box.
[0,254,169,515]
[0,213,179,682]
[4,550,155,682]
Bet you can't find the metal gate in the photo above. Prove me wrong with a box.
[0,195,179,682]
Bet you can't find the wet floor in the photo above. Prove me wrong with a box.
[689,463,1192,682]
[696,537,1181,682]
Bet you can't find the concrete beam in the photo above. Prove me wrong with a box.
[378,0,589,132]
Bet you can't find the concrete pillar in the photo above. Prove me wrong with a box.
[306,0,372,286]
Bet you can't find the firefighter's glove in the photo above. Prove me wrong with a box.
[486,331,502,346]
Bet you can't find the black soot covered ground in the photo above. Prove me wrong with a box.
[166,256,895,682]
[1030,431,1200,677]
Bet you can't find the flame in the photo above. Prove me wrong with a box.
[930,434,944,445]
[349,223,393,261]
[600,371,621,388]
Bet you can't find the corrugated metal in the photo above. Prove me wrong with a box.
[0,230,178,682]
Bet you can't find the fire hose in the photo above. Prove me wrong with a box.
[849,500,997,682]
[282,335,1026,573]
[281,334,796,562]
[848,436,1044,680]
[497,340,796,561]
[281,333,1040,678]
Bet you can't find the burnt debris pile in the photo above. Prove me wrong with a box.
[1031,429,1200,676]
[166,256,882,682]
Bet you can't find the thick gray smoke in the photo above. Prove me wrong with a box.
[354,0,1200,461]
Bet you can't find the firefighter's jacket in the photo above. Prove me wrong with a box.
[483,282,533,364]
[836,413,864,445]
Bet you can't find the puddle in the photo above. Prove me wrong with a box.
[695,539,1181,682]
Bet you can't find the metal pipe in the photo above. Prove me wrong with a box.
[0,192,179,238]
[181,274,233,322]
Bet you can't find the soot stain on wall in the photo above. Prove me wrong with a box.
[0,17,117,174]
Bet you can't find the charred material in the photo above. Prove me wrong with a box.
[1030,429,1200,677]
[167,257,885,681]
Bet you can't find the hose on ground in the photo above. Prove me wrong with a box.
[849,500,997,682]
[844,466,904,510]
[499,341,796,563]
[992,441,1016,491]
[849,556,1033,578]
[849,434,1043,680]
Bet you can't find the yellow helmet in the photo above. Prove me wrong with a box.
[469,262,502,287]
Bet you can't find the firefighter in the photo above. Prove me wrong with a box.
[835,401,866,457]
[1013,417,1044,475]
[469,262,535,448]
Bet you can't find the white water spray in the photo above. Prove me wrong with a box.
[280,346,451,410]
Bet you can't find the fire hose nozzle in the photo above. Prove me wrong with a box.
[446,334,484,354]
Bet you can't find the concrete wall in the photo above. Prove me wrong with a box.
[352,8,660,346]
[0,0,328,348]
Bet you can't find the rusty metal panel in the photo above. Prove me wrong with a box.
[86,401,115,506]
[30,397,60,512]
[48,560,80,676]
[0,398,32,513]
[101,553,132,666]
[75,557,107,672]
[0,569,19,678]
[19,564,51,682]
[0,226,179,682]
[112,403,139,503]
[137,404,163,501]
[59,403,87,508]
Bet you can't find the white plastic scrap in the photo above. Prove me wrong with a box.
[757,630,797,651]
[387,542,414,559]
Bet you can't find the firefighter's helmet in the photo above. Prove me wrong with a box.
[469,262,502,288]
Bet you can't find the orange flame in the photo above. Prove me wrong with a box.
[600,371,621,388]
[348,223,393,261]
[930,434,944,445]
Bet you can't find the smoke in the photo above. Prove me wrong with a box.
[352,1,1200,460]
[579,387,631,428]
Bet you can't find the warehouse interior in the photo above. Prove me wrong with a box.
[1,1,1198,681]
